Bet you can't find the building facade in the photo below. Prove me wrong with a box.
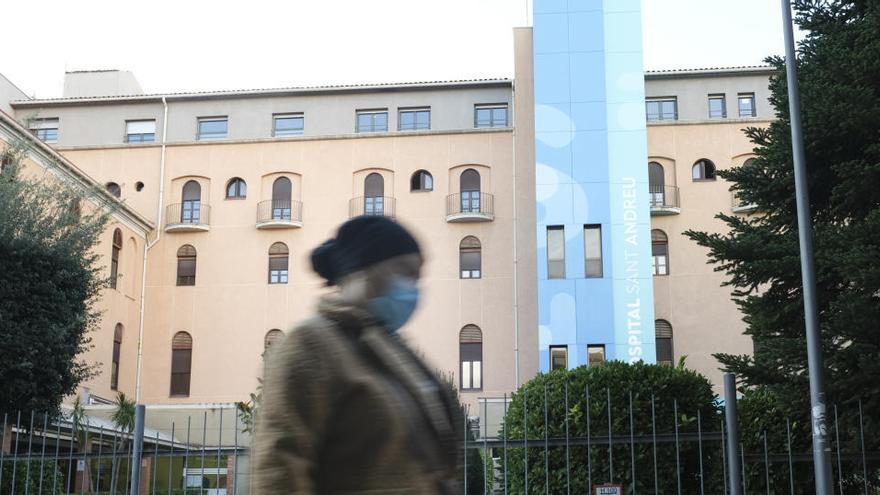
[1,34,774,410]
[6,63,540,411]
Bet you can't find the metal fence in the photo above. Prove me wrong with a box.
[1,383,877,495]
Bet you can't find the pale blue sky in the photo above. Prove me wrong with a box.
[2,0,793,99]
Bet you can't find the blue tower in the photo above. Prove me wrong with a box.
[533,0,655,370]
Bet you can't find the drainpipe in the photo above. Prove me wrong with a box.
[134,96,168,403]
[511,83,521,389]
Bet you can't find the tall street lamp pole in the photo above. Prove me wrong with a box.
[780,1,833,492]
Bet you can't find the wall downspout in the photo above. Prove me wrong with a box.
[135,96,168,403]
[511,82,520,389]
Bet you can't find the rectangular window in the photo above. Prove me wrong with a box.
[170,348,192,396]
[584,224,603,278]
[652,249,669,276]
[197,117,228,140]
[550,345,568,371]
[29,118,59,143]
[708,94,727,119]
[474,104,508,128]
[738,93,756,117]
[398,107,431,131]
[645,97,677,121]
[356,109,388,133]
[269,257,289,284]
[273,113,304,137]
[461,360,483,390]
[588,345,606,367]
[177,259,196,286]
[125,120,156,143]
[547,226,565,279]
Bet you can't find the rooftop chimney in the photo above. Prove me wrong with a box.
[63,70,144,98]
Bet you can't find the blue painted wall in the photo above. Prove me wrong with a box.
[534,0,655,370]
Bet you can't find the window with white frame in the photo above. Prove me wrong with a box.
[125,120,156,143]
[652,229,669,276]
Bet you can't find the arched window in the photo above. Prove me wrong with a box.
[170,332,193,397]
[692,159,716,181]
[226,178,247,199]
[651,230,669,276]
[272,177,293,220]
[106,182,121,198]
[459,236,481,279]
[648,162,665,206]
[460,169,481,213]
[176,245,197,286]
[111,323,123,390]
[460,325,483,390]
[181,180,202,224]
[264,329,284,350]
[110,229,122,289]
[655,320,673,365]
[410,170,433,192]
[743,158,757,167]
[364,173,385,216]
[268,242,289,284]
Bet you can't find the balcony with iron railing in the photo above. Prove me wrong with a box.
[165,203,211,232]
[649,185,680,215]
[349,196,396,218]
[731,190,758,213]
[256,200,303,229]
[446,192,494,223]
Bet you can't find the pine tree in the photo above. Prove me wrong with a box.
[0,138,109,415]
[685,0,880,414]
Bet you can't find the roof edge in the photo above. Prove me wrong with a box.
[10,78,514,107]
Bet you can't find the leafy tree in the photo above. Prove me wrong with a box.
[683,0,880,457]
[500,361,720,493]
[0,138,109,415]
[109,392,136,495]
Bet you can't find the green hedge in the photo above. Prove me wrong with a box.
[500,361,721,493]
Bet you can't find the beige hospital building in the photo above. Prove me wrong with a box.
[0,32,774,414]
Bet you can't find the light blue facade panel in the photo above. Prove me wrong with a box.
[534,13,570,54]
[568,12,605,52]
[603,11,643,53]
[571,131,609,183]
[534,0,653,372]
[570,101,608,132]
[535,103,574,133]
[536,141,573,182]
[603,0,641,13]
[569,0,603,13]
[535,53,571,104]
[569,52,606,102]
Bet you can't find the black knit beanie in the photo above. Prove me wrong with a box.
[311,216,421,285]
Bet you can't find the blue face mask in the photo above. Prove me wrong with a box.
[367,277,420,333]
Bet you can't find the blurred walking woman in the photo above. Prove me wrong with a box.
[253,216,461,494]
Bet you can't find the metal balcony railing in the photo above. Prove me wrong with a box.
[349,196,396,218]
[256,199,303,228]
[649,185,680,214]
[165,203,211,231]
[446,192,495,222]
